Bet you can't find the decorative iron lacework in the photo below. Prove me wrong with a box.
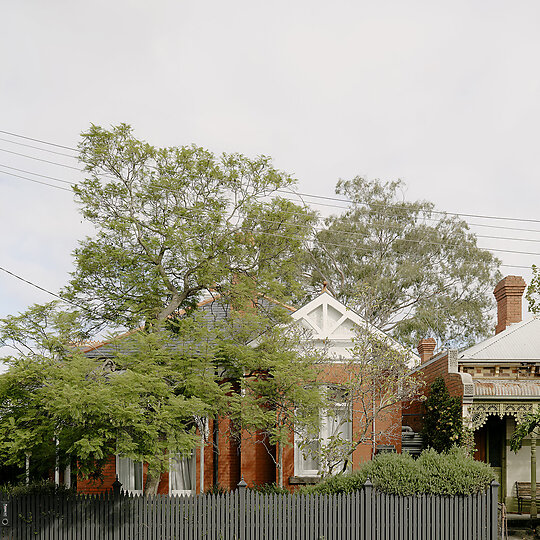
[468,402,535,429]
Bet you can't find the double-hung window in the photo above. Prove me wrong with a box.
[116,456,144,495]
[295,390,352,477]
[170,451,196,496]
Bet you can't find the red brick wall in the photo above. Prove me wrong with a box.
[402,353,465,434]
[77,456,116,494]
[241,429,276,487]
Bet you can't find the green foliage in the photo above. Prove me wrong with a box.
[422,377,462,452]
[526,264,540,314]
[249,482,288,495]
[204,483,228,495]
[304,447,495,495]
[510,412,539,452]
[3,481,77,498]
[307,177,501,347]
[0,309,229,480]
[67,123,316,331]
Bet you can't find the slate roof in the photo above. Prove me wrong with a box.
[81,293,295,359]
[459,316,540,362]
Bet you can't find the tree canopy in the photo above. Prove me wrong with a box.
[307,177,501,347]
[67,123,316,331]
[0,304,228,481]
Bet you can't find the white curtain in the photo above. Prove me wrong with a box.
[117,457,143,493]
[170,452,195,493]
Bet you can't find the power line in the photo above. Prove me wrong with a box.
[278,189,540,225]
[3,128,540,227]
[0,147,82,171]
[0,130,77,151]
[5,155,540,236]
[2,126,540,228]
[0,163,75,185]
[0,137,77,158]
[0,265,82,309]
[0,168,72,192]
[3,160,540,258]
[257,229,535,270]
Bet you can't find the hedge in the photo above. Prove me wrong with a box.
[303,447,495,496]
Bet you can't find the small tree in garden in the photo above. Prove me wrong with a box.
[422,377,462,452]
[221,312,324,489]
[311,318,424,476]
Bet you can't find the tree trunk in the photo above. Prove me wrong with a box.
[278,443,284,488]
[144,470,161,495]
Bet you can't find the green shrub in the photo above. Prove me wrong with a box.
[2,480,77,497]
[204,483,228,495]
[304,447,495,496]
[249,482,288,495]
[422,377,463,452]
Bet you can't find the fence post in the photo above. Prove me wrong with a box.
[112,476,122,540]
[490,480,499,539]
[364,477,373,539]
[237,477,247,540]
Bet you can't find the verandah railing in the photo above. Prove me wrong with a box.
[0,480,499,540]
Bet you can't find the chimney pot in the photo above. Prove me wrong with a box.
[493,275,526,334]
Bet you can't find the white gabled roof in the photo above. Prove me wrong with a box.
[459,316,540,361]
[291,291,419,364]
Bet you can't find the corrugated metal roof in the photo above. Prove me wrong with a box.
[459,316,540,361]
[474,380,540,397]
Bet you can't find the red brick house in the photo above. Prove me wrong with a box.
[75,289,417,495]
[405,275,540,512]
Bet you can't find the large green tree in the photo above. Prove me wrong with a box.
[307,177,501,347]
[0,304,228,484]
[0,125,322,493]
[66,123,316,331]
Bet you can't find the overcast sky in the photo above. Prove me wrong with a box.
[2,0,540,326]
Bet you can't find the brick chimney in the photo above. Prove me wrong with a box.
[494,275,526,334]
[417,338,436,363]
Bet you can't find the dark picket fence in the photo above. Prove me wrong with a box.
[0,480,499,540]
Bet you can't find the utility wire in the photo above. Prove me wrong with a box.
[3,164,540,258]
[2,127,540,227]
[278,189,540,225]
[0,265,82,309]
[0,137,77,158]
[0,147,81,171]
[0,163,75,185]
[0,169,72,192]
[3,128,540,226]
[3,155,540,236]
[0,129,77,151]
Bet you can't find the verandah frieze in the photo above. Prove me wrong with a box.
[466,402,535,430]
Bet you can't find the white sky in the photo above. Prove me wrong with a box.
[1,0,540,325]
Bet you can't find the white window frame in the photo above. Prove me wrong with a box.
[116,456,144,495]
[169,451,196,496]
[294,402,352,477]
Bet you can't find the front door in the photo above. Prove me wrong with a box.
[486,415,506,501]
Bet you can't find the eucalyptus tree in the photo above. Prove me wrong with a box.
[308,177,501,347]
